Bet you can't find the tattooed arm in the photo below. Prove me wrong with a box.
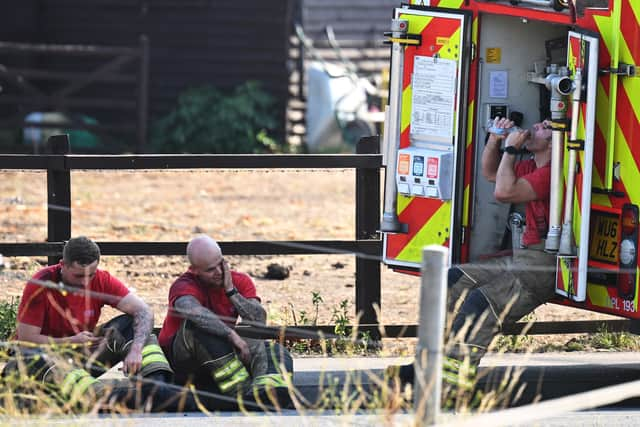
[173,295,251,363]
[116,293,154,375]
[228,293,267,324]
[222,260,267,324]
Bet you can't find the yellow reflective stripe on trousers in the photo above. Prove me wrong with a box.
[253,374,287,388]
[141,353,170,366]
[442,356,475,390]
[60,369,98,398]
[141,344,164,357]
[218,367,250,394]
[213,358,243,381]
[141,343,170,368]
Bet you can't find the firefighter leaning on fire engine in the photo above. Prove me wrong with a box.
[1,236,174,407]
[158,235,293,407]
[397,117,557,387]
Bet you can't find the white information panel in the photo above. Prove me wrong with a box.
[410,55,457,144]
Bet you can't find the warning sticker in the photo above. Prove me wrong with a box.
[486,47,501,64]
[398,153,411,175]
[427,157,439,178]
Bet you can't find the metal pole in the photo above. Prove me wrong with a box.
[544,65,571,253]
[380,19,407,233]
[559,68,582,255]
[414,245,448,425]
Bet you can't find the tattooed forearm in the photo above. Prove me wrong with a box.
[174,295,233,338]
[228,294,267,324]
[132,306,153,348]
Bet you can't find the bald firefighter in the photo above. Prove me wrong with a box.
[2,236,175,409]
[158,235,292,409]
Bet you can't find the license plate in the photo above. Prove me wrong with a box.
[589,210,620,265]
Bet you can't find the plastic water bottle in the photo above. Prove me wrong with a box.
[486,119,522,135]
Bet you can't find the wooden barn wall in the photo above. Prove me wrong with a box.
[0,0,295,148]
[0,0,402,149]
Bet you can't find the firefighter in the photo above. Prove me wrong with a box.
[158,235,293,410]
[2,236,175,410]
[395,118,555,392]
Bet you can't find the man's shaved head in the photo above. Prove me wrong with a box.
[187,235,222,267]
[186,235,226,288]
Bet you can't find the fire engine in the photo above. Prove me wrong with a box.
[380,0,639,319]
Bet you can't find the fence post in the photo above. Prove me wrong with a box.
[137,34,150,153]
[414,245,447,425]
[47,134,71,265]
[355,135,381,340]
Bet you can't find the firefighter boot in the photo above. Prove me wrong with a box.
[245,342,294,410]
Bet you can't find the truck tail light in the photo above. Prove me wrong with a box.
[617,204,638,301]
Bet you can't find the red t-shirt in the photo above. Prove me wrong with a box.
[158,270,259,350]
[516,159,551,246]
[17,264,130,338]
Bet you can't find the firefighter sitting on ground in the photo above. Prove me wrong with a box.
[2,236,175,409]
[395,117,555,388]
[158,235,293,409]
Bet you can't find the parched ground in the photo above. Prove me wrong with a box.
[0,169,620,355]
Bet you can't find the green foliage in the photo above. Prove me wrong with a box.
[493,334,532,353]
[285,293,374,356]
[151,81,284,153]
[331,299,350,338]
[583,325,640,351]
[0,298,19,340]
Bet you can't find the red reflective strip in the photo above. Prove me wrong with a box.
[593,117,608,181]
[621,0,640,65]
[400,123,411,150]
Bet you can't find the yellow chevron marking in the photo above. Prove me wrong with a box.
[437,27,461,60]
[559,257,572,294]
[588,283,612,308]
[594,15,614,52]
[396,202,451,263]
[397,193,412,216]
[401,84,412,134]
[462,185,470,227]
[631,0,640,21]
[591,80,612,202]
[594,11,619,189]
[615,121,640,204]
[467,99,475,145]
[572,109,585,246]
[436,0,465,7]
[401,14,432,37]
[622,75,640,128]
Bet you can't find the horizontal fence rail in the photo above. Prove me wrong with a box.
[0,240,382,257]
[0,153,382,170]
